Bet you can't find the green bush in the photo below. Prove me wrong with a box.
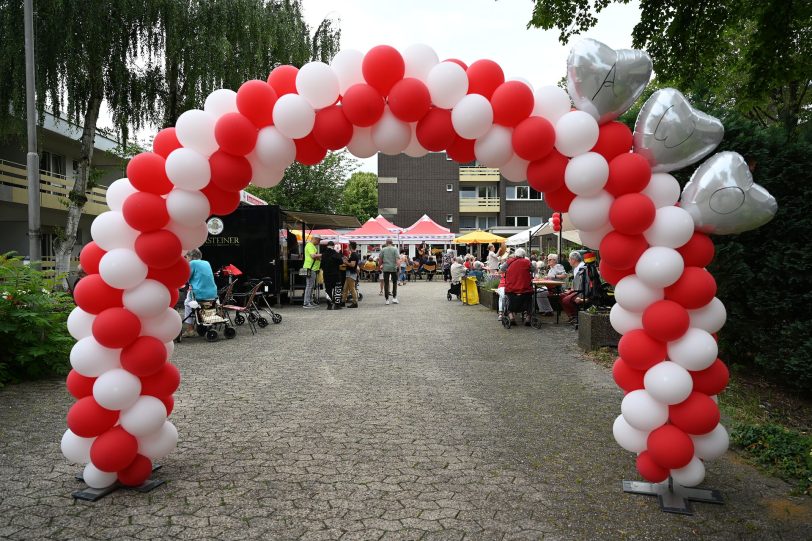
[730,422,812,495]
[0,253,74,386]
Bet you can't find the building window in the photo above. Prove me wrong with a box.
[459,186,477,198]
[529,216,542,227]
[505,216,530,228]
[40,151,66,177]
[446,183,453,192]
[461,216,496,229]
[460,216,476,228]
[446,214,453,223]
[506,186,543,200]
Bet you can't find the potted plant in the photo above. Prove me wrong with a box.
[478,277,500,310]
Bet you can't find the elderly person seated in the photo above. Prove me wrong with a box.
[503,247,534,326]
[468,260,486,282]
[561,251,587,324]
[182,248,218,337]
[535,253,567,316]
[447,256,466,300]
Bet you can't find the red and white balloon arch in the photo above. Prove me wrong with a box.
[63,42,732,490]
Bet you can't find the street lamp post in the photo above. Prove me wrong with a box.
[24,0,41,263]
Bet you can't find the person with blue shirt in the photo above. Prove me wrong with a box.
[182,248,218,337]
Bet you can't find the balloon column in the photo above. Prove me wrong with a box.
[62,38,776,490]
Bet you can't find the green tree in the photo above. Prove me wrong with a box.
[338,172,378,221]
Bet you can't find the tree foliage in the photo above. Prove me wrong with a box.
[337,172,378,222]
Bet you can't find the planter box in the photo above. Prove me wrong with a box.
[478,287,499,310]
[578,311,620,351]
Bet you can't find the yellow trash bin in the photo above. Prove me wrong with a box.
[461,276,479,305]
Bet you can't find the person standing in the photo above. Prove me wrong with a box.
[486,244,500,272]
[302,233,322,308]
[442,248,455,281]
[341,241,360,308]
[320,241,344,310]
[379,238,400,305]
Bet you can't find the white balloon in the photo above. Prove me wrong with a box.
[93,368,142,411]
[371,107,411,155]
[614,275,664,312]
[61,429,94,464]
[621,389,669,431]
[330,49,365,95]
[452,94,493,139]
[140,308,183,343]
[91,211,139,251]
[105,178,137,211]
[402,43,439,82]
[175,109,218,156]
[165,220,208,251]
[635,246,685,288]
[138,421,178,460]
[70,337,120,377]
[347,127,377,158]
[83,463,118,489]
[296,62,340,109]
[671,457,706,487]
[98,248,148,290]
[565,152,609,196]
[689,297,727,334]
[120,396,168,437]
[568,190,614,232]
[474,125,513,167]
[613,414,650,453]
[166,189,211,227]
[203,89,239,119]
[254,126,296,170]
[500,154,529,182]
[249,162,285,188]
[668,327,718,371]
[427,62,468,109]
[554,110,599,157]
[67,307,95,340]
[123,279,171,319]
[642,173,681,208]
[645,206,695,248]
[403,124,428,158]
[644,361,693,405]
[165,148,211,191]
[164,340,175,358]
[609,303,643,335]
[578,222,613,250]
[533,85,571,123]
[272,93,315,139]
[691,424,729,460]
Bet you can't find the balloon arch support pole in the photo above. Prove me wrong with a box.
[72,464,165,502]
[621,476,724,515]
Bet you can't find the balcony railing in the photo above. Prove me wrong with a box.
[459,166,500,182]
[459,196,500,213]
[0,158,109,216]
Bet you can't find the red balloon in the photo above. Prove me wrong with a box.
[612,357,645,393]
[127,152,172,195]
[92,307,141,349]
[609,193,656,235]
[691,359,729,396]
[544,185,577,212]
[636,451,670,483]
[466,59,504,99]
[79,242,105,275]
[90,426,138,472]
[168,286,179,309]
[642,300,690,342]
[676,232,715,268]
[140,362,181,397]
[67,396,119,438]
[599,232,649,270]
[294,133,327,165]
[236,79,278,128]
[159,394,175,416]
[209,150,252,192]
[341,84,385,127]
[66,370,95,399]
[147,256,190,290]
[599,260,634,285]
[201,182,241,216]
[122,192,169,232]
[512,116,555,161]
[312,105,354,150]
[446,136,476,163]
[665,267,716,309]
[416,108,456,151]
[121,336,167,377]
[444,58,468,70]
[591,122,633,161]
[362,45,405,97]
[267,65,298,96]
[527,151,568,193]
[490,81,534,127]
[669,392,720,435]
[387,78,431,122]
[618,329,666,370]
[605,153,652,197]
[135,230,182,270]
[117,454,153,487]
[152,128,182,158]
[647,425,694,469]
[73,274,123,314]
[214,112,257,156]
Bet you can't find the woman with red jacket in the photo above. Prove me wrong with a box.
[503,248,534,326]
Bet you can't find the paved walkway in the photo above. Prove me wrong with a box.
[1,281,810,540]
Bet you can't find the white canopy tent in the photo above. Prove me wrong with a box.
[505,223,544,246]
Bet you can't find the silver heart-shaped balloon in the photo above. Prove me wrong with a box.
[680,151,777,235]
[634,88,724,172]
[566,38,653,124]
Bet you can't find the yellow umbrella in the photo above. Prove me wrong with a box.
[454,230,507,244]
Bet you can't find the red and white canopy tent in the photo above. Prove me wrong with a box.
[343,218,398,244]
[373,214,403,233]
[400,214,455,243]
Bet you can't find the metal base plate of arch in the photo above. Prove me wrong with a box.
[622,479,724,515]
[72,464,164,502]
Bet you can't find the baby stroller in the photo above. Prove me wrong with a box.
[182,288,235,342]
